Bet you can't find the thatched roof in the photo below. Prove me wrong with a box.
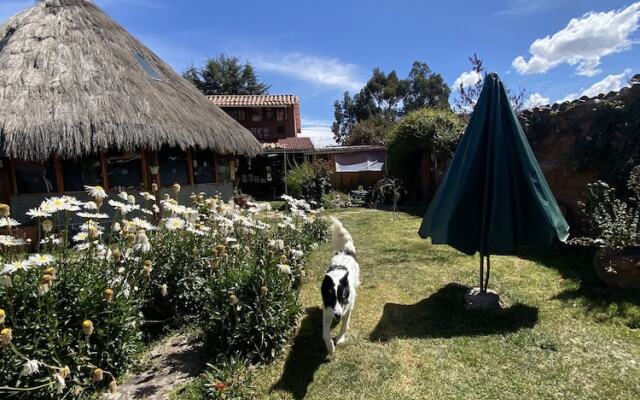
[0,0,262,161]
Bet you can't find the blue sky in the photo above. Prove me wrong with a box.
[2,0,640,146]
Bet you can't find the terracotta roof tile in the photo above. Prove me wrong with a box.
[207,95,300,107]
[264,137,314,151]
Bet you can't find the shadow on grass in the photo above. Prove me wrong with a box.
[271,307,329,400]
[370,283,539,341]
[520,247,640,328]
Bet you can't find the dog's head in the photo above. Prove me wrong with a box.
[321,269,350,320]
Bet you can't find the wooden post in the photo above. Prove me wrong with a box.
[140,150,149,189]
[100,152,109,191]
[54,155,64,194]
[187,149,195,185]
[9,159,17,195]
[283,152,288,195]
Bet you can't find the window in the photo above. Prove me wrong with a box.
[14,160,56,194]
[216,157,232,182]
[228,109,245,122]
[276,109,285,121]
[265,108,274,120]
[62,157,103,192]
[251,108,263,122]
[193,150,215,184]
[277,125,285,135]
[106,152,143,191]
[250,127,271,140]
[158,148,190,186]
[134,52,161,80]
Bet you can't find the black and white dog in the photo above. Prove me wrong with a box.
[321,217,360,355]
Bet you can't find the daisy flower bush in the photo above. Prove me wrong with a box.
[0,187,328,399]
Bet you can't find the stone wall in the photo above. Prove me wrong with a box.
[519,74,640,229]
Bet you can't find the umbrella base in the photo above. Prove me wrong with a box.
[465,287,502,310]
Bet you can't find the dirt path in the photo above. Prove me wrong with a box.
[102,334,205,400]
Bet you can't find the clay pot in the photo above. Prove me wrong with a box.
[593,247,640,289]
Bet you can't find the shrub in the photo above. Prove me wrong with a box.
[285,160,333,205]
[0,189,328,399]
[203,359,256,400]
[387,108,465,196]
[322,191,352,209]
[285,163,314,198]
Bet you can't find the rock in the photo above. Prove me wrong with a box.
[464,287,502,310]
[593,248,640,289]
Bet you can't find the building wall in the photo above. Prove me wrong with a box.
[221,105,298,142]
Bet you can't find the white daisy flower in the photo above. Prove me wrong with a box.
[0,218,20,228]
[164,217,186,231]
[276,264,292,274]
[77,212,109,219]
[0,235,26,247]
[118,191,129,201]
[140,192,156,201]
[84,185,107,199]
[26,208,52,218]
[1,260,32,275]
[28,253,55,266]
[20,360,40,377]
[83,201,98,210]
[72,232,89,242]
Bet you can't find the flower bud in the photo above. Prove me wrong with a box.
[260,286,268,296]
[0,309,5,324]
[92,368,104,383]
[82,320,94,336]
[228,294,238,305]
[0,328,12,346]
[104,288,114,302]
[42,219,53,233]
[0,203,10,218]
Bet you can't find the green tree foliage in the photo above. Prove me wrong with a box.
[345,115,396,146]
[453,54,526,114]
[332,61,450,145]
[184,54,270,95]
[387,108,465,194]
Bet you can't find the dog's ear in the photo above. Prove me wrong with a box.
[339,271,349,286]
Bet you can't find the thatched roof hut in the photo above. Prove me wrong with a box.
[0,0,261,161]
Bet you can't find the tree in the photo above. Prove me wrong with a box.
[345,115,395,146]
[183,54,270,95]
[404,61,451,112]
[387,108,465,199]
[453,54,527,113]
[332,61,450,145]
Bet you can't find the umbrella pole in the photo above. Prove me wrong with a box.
[484,254,491,293]
[479,254,485,292]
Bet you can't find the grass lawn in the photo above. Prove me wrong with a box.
[247,208,640,400]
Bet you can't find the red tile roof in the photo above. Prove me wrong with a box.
[207,95,300,107]
[264,137,314,151]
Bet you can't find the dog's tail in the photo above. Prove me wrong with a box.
[329,216,356,258]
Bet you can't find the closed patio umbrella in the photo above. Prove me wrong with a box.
[418,73,569,293]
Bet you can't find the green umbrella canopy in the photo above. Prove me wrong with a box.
[418,73,569,256]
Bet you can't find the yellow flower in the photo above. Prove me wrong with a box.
[0,309,5,324]
[92,368,104,383]
[0,203,10,218]
[41,219,53,233]
[228,294,238,305]
[0,327,12,346]
[104,288,114,302]
[45,267,56,278]
[59,366,71,379]
[82,320,94,336]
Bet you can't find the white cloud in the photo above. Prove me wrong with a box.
[513,3,640,76]
[453,70,481,89]
[556,69,632,102]
[581,69,632,97]
[524,93,551,109]
[252,53,363,91]
[301,118,336,148]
